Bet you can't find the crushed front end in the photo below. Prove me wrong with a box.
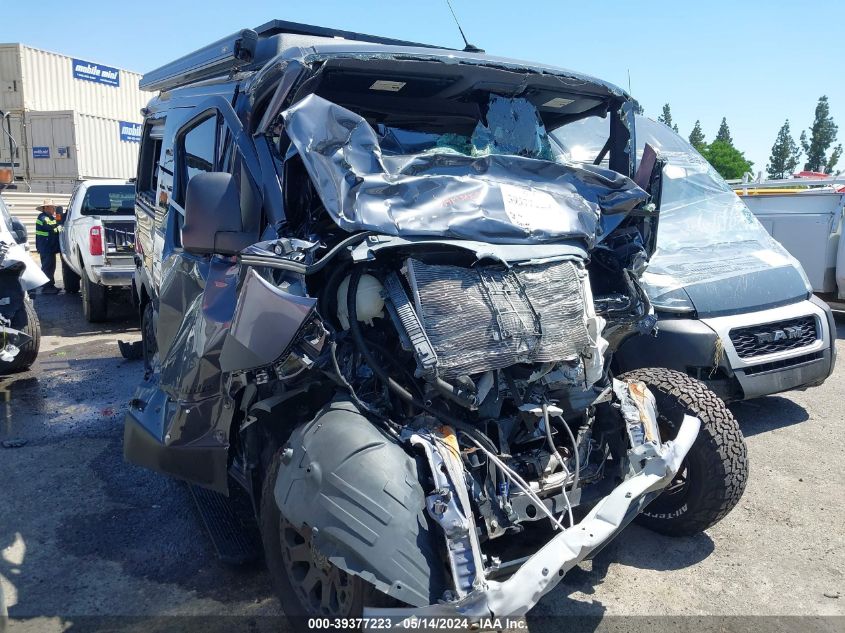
[126,44,746,621]
[251,87,702,616]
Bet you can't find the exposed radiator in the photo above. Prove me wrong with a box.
[405,258,593,378]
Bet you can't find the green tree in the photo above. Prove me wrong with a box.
[701,140,753,180]
[801,96,839,172]
[715,117,733,144]
[766,120,802,179]
[689,120,706,152]
[658,103,679,132]
[826,144,842,174]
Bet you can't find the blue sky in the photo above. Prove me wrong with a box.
[3,1,843,172]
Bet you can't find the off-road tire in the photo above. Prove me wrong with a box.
[619,367,748,536]
[260,450,393,629]
[3,294,40,373]
[61,258,80,294]
[81,267,107,322]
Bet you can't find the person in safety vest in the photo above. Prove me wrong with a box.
[34,199,61,294]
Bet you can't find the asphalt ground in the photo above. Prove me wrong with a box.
[1,280,843,632]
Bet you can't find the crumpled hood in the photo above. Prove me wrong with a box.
[280,94,648,247]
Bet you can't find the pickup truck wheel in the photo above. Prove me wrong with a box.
[81,269,108,322]
[61,259,80,294]
[2,294,40,373]
[619,368,748,536]
[260,450,392,628]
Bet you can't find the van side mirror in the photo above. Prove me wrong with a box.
[182,172,256,255]
[10,216,27,245]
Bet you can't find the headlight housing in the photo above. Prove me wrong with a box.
[639,271,695,314]
[647,287,695,313]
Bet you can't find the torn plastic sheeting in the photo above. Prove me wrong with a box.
[633,120,810,296]
[280,94,648,247]
[367,414,701,619]
[643,240,804,295]
[612,378,660,448]
[641,168,809,297]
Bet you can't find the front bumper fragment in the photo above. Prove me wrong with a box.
[367,414,701,620]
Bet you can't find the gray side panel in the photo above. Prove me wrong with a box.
[219,267,316,373]
[124,253,239,492]
[274,400,447,607]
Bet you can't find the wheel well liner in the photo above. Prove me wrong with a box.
[273,398,447,607]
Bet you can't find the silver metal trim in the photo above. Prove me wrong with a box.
[367,415,701,619]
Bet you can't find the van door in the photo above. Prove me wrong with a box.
[124,97,263,492]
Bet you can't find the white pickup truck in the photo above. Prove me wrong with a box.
[59,179,136,322]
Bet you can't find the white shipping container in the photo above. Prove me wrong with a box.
[0,42,152,189]
[24,110,141,182]
[0,110,24,171]
[0,43,153,121]
[76,113,142,178]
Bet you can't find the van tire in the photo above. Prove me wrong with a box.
[619,368,748,536]
[62,259,80,294]
[81,268,107,322]
[3,294,40,373]
[260,450,393,629]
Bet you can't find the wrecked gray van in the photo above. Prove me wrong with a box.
[125,21,747,623]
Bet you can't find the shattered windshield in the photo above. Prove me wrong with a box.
[376,96,559,161]
[275,91,646,246]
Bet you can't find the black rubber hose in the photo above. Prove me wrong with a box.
[239,231,373,275]
[346,267,496,452]
[329,340,401,441]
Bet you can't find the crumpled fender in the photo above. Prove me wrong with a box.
[273,399,447,607]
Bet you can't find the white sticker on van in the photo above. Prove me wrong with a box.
[500,184,562,232]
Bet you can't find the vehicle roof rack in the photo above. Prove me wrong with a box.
[140,20,453,93]
[253,20,451,49]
